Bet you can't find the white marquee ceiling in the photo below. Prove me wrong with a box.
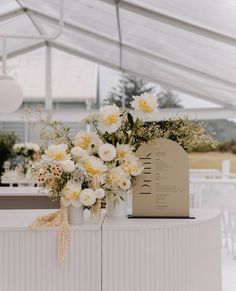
[1,0,236,108]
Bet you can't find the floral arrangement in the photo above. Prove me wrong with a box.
[26,92,215,263]
[31,93,160,211]
[32,140,107,212]
[30,92,215,208]
[2,142,40,183]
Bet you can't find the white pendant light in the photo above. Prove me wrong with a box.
[0,75,23,114]
[0,38,23,114]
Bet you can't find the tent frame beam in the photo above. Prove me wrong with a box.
[0,8,24,22]
[51,41,230,107]
[2,6,236,92]
[24,8,236,92]
[0,5,235,108]
[0,41,45,60]
[0,39,232,108]
[102,0,236,47]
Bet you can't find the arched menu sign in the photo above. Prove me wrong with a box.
[132,138,189,217]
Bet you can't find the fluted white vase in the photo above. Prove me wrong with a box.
[68,205,84,224]
[106,195,127,218]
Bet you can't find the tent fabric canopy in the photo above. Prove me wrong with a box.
[1,0,236,107]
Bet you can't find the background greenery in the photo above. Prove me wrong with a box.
[0,132,17,176]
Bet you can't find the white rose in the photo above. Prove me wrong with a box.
[60,160,75,173]
[43,144,70,162]
[83,156,107,176]
[99,143,116,162]
[95,188,105,199]
[98,104,122,133]
[130,93,158,122]
[71,146,89,162]
[116,144,134,159]
[61,181,82,207]
[118,178,131,190]
[80,189,97,206]
[74,132,102,152]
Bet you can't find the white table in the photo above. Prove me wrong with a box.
[0,209,222,291]
[0,209,102,291]
[102,209,222,291]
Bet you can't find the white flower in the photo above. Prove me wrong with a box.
[98,104,122,133]
[99,143,116,161]
[43,144,70,162]
[71,146,89,162]
[118,178,131,190]
[61,181,82,207]
[13,143,25,151]
[116,144,134,159]
[108,166,128,188]
[121,156,143,176]
[25,143,40,152]
[60,160,75,173]
[80,189,97,206]
[131,93,158,121]
[95,188,105,199]
[13,143,40,152]
[74,132,102,152]
[83,156,107,176]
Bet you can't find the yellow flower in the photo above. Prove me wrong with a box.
[99,104,122,133]
[43,144,70,162]
[48,152,66,161]
[61,181,82,207]
[103,114,119,125]
[121,157,143,176]
[116,144,134,159]
[66,191,80,200]
[83,156,107,176]
[138,99,153,113]
[74,132,102,152]
[131,93,158,121]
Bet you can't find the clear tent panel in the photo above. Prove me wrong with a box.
[6,47,46,99]
[52,48,98,100]
[0,0,236,107]
[32,15,120,67]
[0,13,43,56]
[0,0,19,15]
[123,49,236,106]
[19,0,119,40]
[126,0,236,37]
[119,8,236,84]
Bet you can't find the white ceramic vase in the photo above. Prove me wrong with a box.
[68,205,84,225]
[106,195,127,218]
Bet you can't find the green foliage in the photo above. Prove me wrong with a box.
[151,118,216,152]
[106,73,155,108]
[106,73,182,109]
[88,111,215,153]
[191,143,216,153]
[216,140,236,154]
[0,132,17,176]
[205,119,236,141]
[157,90,182,108]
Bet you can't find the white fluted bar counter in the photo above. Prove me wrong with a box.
[102,209,222,291]
[0,210,102,291]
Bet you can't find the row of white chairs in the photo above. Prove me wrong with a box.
[190,168,236,259]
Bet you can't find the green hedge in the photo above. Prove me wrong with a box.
[0,132,17,176]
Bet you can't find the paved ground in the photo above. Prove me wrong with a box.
[222,251,236,291]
